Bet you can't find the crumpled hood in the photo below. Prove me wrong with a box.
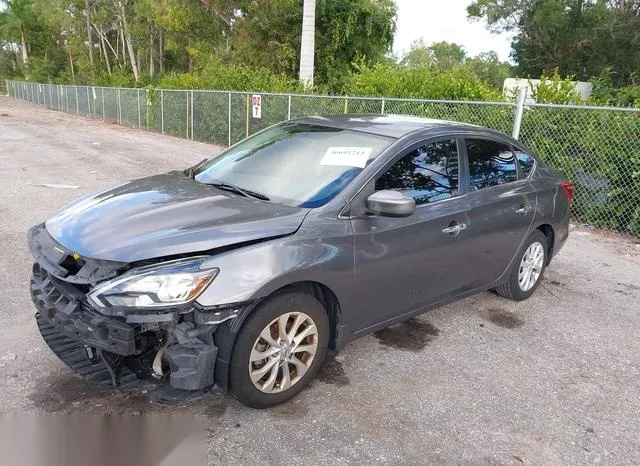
[45,172,309,262]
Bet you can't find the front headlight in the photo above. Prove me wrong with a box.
[88,257,218,309]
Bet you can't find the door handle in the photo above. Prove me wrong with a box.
[442,223,467,234]
[515,205,532,215]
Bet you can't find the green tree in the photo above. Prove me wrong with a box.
[467,0,640,86]
[232,0,397,90]
[400,40,467,69]
[0,0,34,64]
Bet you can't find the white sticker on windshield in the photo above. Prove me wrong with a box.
[320,147,372,168]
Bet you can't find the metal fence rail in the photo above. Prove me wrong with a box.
[6,80,640,237]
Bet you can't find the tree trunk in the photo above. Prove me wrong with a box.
[85,0,94,67]
[101,35,112,74]
[20,27,28,64]
[158,29,164,74]
[298,0,316,87]
[69,51,75,82]
[116,0,139,80]
[149,34,154,77]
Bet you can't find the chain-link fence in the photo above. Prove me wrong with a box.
[6,80,640,236]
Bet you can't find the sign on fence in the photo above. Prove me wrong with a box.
[252,94,262,119]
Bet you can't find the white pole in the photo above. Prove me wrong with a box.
[512,87,528,140]
[298,0,316,87]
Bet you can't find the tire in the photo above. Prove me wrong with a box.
[495,230,548,301]
[229,291,329,408]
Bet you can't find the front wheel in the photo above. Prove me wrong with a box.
[229,291,329,408]
[495,230,548,301]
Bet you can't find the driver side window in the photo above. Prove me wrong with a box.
[375,139,459,206]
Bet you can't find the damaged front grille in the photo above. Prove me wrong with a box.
[30,263,138,355]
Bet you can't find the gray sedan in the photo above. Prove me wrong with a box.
[28,116,572,408]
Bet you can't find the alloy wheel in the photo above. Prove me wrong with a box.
[518,241,545,292]
[248,312,318,394]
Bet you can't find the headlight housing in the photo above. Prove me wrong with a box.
[88,257,218,310]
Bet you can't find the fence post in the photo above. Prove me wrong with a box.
[161,90,164,134]
[190,91,194,140]
[49,84,53,109]
[185,91,189,138]
[228,92,232,146]
[65,86,69,112]
[245,94,249,138]
[87,87,91,117]
[74,85,79,115]
[102,88,105,120]
[344,97,348,114]
[287,95,292,120]
[381,98,386,114]
[512,87,528,140]
[137,89,141,128]
[117,88,122,124]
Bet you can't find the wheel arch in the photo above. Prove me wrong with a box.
[535,223,555,264]
[214,279,343,391]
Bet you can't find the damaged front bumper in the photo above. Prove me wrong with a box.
[28,224,248,401]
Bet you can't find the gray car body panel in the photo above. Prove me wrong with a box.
[45,171,310,262]
[38,116,569,352]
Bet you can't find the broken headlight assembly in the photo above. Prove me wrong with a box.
[88,257,218,309]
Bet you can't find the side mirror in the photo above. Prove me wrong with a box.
[366,190,416,217]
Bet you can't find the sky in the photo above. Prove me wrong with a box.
[393,0,515,62]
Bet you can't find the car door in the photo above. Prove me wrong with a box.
[349,137,474,332]
[461,137,537,289]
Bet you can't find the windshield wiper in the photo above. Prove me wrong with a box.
[208,181,270,201]
[184,158,209,179]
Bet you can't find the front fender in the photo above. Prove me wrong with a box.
[195,235,354,309]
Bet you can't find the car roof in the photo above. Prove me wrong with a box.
[292,115,485,139]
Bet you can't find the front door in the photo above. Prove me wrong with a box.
[349,138,473,332]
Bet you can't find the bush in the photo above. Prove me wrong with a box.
[343,62,504,101]
[528,71,583,105]
[158,60,303,93]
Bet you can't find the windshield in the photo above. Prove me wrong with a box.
[194,123,393,207]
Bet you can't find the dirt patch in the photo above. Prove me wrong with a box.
[484,308,524,329]
[374,318,440,352]
[28,373,113,413]
[316,352,349,386]
[28,372,157,414]
[204,397,229,418]
[270,399,309,420]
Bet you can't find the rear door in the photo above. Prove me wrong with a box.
[461,137,537,288]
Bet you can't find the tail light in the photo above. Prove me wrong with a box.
[561,180,574,203]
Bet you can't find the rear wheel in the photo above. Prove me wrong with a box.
[496,230,548,301]
[229,291,329,408]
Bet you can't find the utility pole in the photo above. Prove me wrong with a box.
[299,0,316,87]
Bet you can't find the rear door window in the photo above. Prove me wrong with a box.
[514,150,535,177]
[465,139,517,191]
[375,139,459,205]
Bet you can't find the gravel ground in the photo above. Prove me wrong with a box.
[1,95,640,465]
